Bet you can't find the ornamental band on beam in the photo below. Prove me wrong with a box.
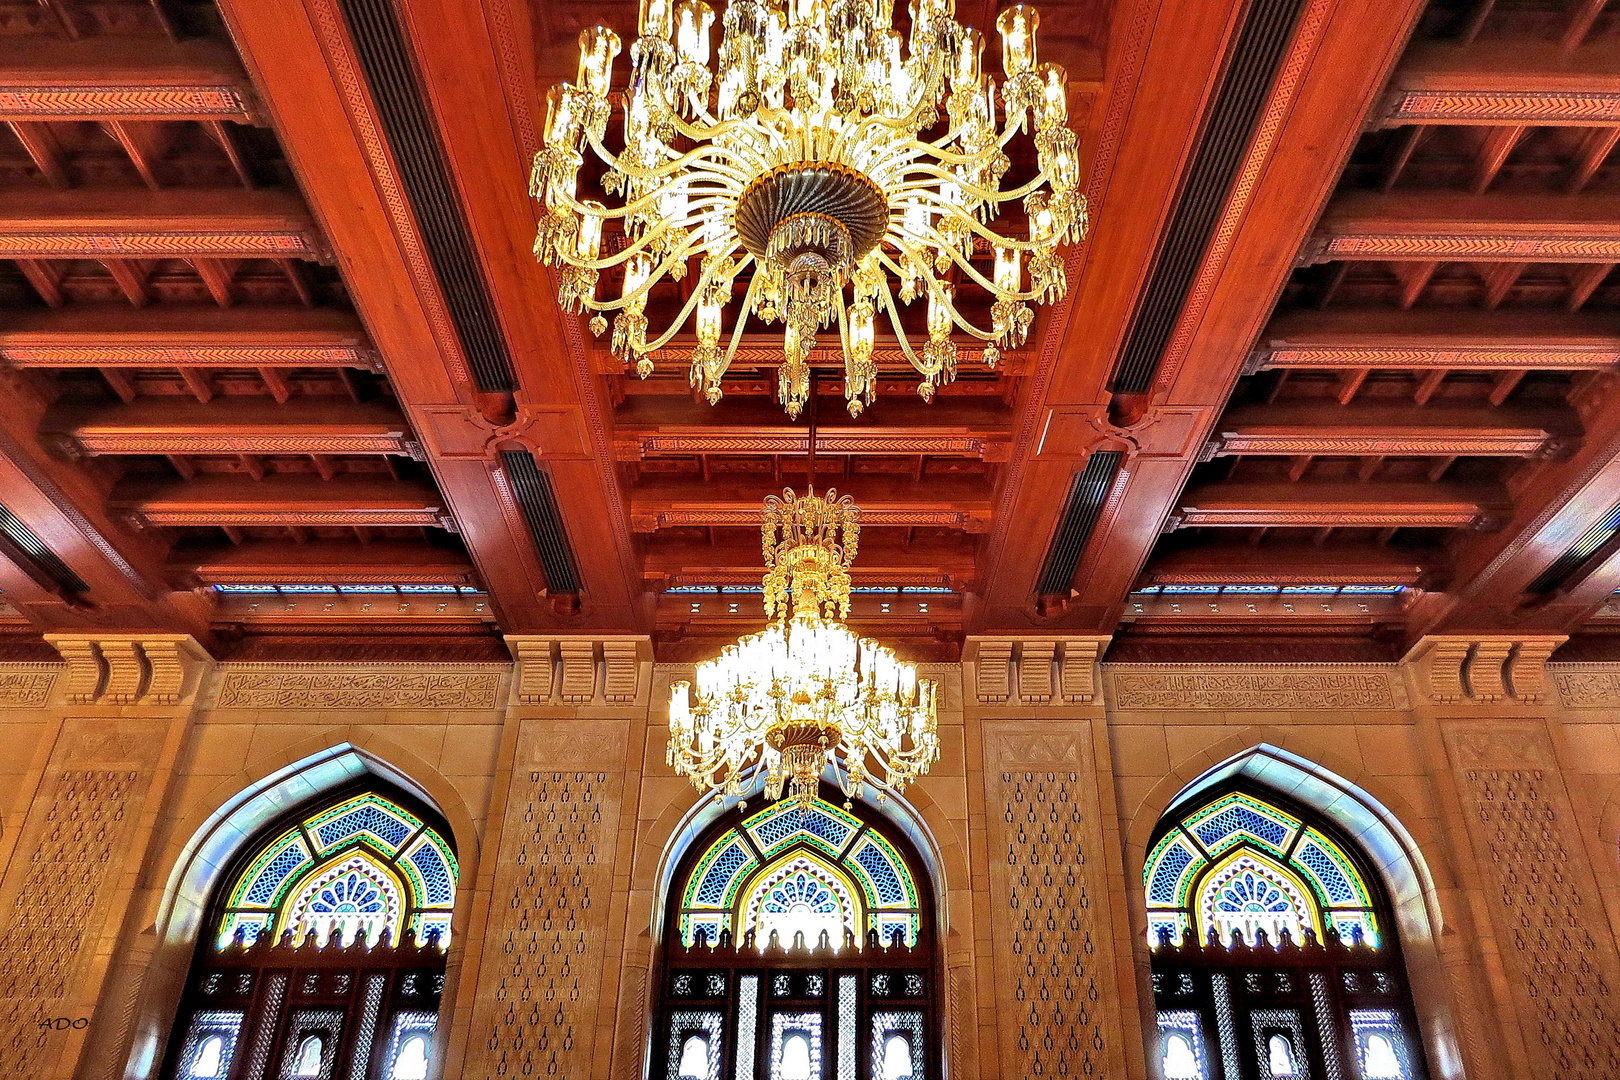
[530,0,1084,417]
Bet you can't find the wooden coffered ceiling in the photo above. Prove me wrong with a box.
[0,0,1614,661]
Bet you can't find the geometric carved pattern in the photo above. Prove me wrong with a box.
[72,433,411,456]
[1211,432,1554,457]
[0,769,139,1078]
[0,87,255,120]
[0,345,380,369]
[1253,347,1620,371]
[983,725,1122,1080]
[646,507,988,532]
[1108,667,1399,709]
[135,509,451,528]
[1445,723,1620,1080]
[466,737,621,1080]
[1553,666,1620,708]
[215,668,503,709]
[0,668,56,706]
[1375,90,1620,128]
[635,433,995,458]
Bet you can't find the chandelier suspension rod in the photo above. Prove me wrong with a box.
[806,369,819,492]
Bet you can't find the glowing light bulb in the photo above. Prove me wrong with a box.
[675,1,714,64]
[849,300,875,363]
[927,284,953,336]
[996,5,1039,75]
[697,295,723,346]
[623,252,654,300]
[575,204,604,260]
[994,247,1021,291]
[638,0,674,39]
[543,85,575,145]
[577,26,621,96]
[1039,62,1067,126]
[952,27,983,90]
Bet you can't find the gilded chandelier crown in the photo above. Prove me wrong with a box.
[532,0,1086,419]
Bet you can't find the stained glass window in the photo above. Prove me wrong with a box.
[217,792,457,948]
[1144,791,1379,947]
[677,797,922,948]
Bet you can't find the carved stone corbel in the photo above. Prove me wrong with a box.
[505,635,654,708]
[964,636,1112,708]
[1404,634,1567,705]
[43,633,211,705]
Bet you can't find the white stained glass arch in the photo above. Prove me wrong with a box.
[742,856,861,949]
[1199,854,1315,947]
[390,1036,430,1080]
[283,853,405,948]
[290,1034,324,1078]
[1161,1033,1199,1080]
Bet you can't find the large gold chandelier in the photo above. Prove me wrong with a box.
[668,487,939,809]
[532,0,1085,417]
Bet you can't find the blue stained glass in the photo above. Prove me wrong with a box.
[244,842,310,905]
[408,843,454,905]
[399,584,458,593]
[1213,871,1292,914]
[1193,805,1289,851]
[764,871,838,913]
[278,584,336,593]
[752,810,803,848]
[312,871,385,913]
[800,810,852,848]
[1296,840,1357,904]
[853,842,906,905]
[315,805,413,850]
[695,843,751,905]
[337,584,399,594]
[1149,843,1196,904]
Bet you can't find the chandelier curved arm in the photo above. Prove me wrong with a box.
[870,250,998,343]
[581,131,759,186]
[568,229,709,314]
[871,277,942,380]
[894,165,1062,219]
[637,254,739,354]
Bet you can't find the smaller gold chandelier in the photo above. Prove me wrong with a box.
[668,487,939,809]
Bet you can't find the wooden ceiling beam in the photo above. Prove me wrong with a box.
[217,0,624,629]
[643,533,977,592]
[1371,39,1620,128]
[0,305,379,370]
[0,188,326,261]
[1170,481,1508,531]
[112,474,452,530]
[43,397,416,458]
[1207,401,1574,459]
[0,36,258,123]
[1142,540,1439,587]
[1249,307,1620,371]
[1304,191,1620,265]
[174,538,478,588]
[976,0,1429,630]
[6,121,69,188]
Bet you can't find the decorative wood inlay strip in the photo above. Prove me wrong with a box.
[1172,507,1493,528]
[1309,233,1620,263]
[135,509,451,528]
[0,86,254,120]
[1254,346,1620,369]
[1,345,379,368]
[0,231,322,259]
[646,508,988,531]
[636,433,993,456]
[1212,431,1553,456]
[74,432,411,456]
[1376,89,1620,128]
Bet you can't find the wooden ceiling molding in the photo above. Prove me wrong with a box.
[1,0,1616,657]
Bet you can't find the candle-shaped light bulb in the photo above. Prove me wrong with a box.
[675,1,714,63]
[996,4,1039,75]
[787,0,819,25]
[697,294,723,346]
[994,247,1021,292]
[623,252,653,300]
[952,26,983,90]
[927,284,953,336]
[575,203,604,260]
[885,30,909,104]
[639,0,675,39]
[850,300,875,362]
[1039,62,1067,125]
[903,197,930,239]
[543,85,575,145]
[577,26,622,96]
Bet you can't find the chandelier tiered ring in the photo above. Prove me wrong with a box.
[532,0,1086,417]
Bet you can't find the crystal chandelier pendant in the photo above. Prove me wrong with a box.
[531,0,1086,418]
[667,487,940,811]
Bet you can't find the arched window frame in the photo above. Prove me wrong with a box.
[163,784,456,1080]
[1146,786,1430,1080]
[658,790,941,1080]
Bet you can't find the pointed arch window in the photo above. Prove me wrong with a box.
[1145,788,1428,1080]
[661,794,939,1080]
[164,788,455,1080]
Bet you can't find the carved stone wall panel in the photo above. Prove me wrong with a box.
[981,723,1127,1080]
[0,666,58,707]
[0,717,169,1079]
[1106,665,1403,709]
[1442,721,1620,1080]
[463,719,628,1080]
[1550,664,1620,708]
[214,665,505,709]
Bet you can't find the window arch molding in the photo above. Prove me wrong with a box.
[649,778,952,948]
[133,741,474,1080]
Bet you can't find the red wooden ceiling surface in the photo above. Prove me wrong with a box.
[0,0,1614,660]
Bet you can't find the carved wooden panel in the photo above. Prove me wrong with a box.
[981,723,1125,1080]
[464,721,627,1079]
[1443,722,1620,1080]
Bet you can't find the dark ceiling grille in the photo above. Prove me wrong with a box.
[335,0,516,392]
[0,503,88,595]
[500,451,583,596]
[1035,451,1123,596]
[1109,0,1310,394]
[1526,501,1620,595]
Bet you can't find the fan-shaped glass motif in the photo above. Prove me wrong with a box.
[1143,791,1379,947]
[216,791,457,949]
[678,797,921,948]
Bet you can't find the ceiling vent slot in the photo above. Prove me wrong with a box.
[0,503,88,596]
[1526,501,1620,596]
[1108,0,1310,395]
[335,0,516,393]
[499,451,583,596]
[1036,450,1123,596]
